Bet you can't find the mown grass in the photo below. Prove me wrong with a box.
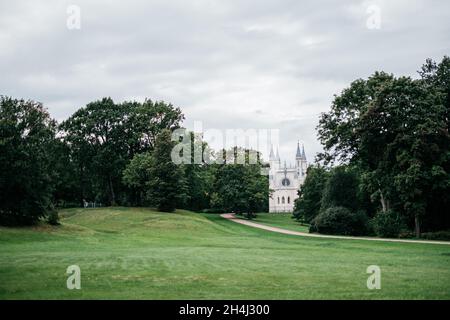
[0,207,449,299]
[251,213,310,233]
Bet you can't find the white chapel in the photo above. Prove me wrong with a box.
[268,142,307,213]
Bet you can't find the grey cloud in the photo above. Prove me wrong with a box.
[1,0,449,160]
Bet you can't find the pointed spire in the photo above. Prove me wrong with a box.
[269,144,275,161]
[301,144,306,160]
[296,141,302,159]
[276,148,280,162]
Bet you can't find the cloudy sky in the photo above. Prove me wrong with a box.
[1,0,449,163]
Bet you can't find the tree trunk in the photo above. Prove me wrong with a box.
[414,215,421,238]
[80,164,86,206]
[379,190,387,212]
[109,175,116,206]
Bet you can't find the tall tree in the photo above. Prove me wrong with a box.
[181,132,215,211]
[60,97,184,205]
[317,57,450,236]
[417,57,450,231]
[122,152,154,206]
[145,129,187,212]
[321,166,360,212]
[0,97,57,225]
[60,98,126,205]
[212,147,269,218]
[293,165,329,223]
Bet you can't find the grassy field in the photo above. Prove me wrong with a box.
[0,207,449,299]
[252,213,310,233]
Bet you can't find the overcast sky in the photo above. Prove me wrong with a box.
[1,0,449,163]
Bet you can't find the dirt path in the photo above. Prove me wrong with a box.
[220,213,450,245]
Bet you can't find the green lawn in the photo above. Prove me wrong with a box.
[252,213,310,233]
[0,207,449,299]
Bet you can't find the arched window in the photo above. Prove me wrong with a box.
[288,197,290,204]
[282,196,285,204]
[277,197,280,204]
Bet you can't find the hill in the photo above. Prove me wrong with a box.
[0,207,449,299]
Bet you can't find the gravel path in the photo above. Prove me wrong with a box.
[220,213,450,245]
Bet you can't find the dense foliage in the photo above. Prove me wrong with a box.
[320,166,360,212]
[1,96,268,225]
[371,209,406,238]
[310,206,369,236]
[301,56,450,237]
[145,129,187,212]
[2,56,448,233]
[59,98,184,206]
[123,135,269,217]
[0,97,57,225]
[211,148,269,219]
[292,165,328,223]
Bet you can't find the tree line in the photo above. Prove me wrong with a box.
[294,57,450,238]
[2,56,448,237]
[0,97,268,226]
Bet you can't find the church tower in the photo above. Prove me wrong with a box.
[269,144,278,171]
[295,141,302,176]
[268,141,308,213]
[295,142,307,177]
[301,144,307,176]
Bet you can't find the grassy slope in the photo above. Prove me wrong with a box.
[0,207,449,299]
[251,213,310,233]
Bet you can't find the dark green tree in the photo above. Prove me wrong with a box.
[321,166,360,212]
[181,132,215,211]
[122,152,154,206]
[417,57,450,232]
[212,147,269,219]
[242,163,269,218]
[293,165,329,223]
[60,98,184,205]
[124,129,186,212]
[49,138,79,207]
[0,97,57,225]
[317,57,450,236]
[310,206,369,236]
[60,98,126,205]
[148,129,187,212]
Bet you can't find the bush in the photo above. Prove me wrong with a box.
[201,208,225,214]
[398,231,415,239]
[310,206,369,236]
[244,212,256,220]
[47,208,60,226]
[371,210,406,238]
[420,231,450,241]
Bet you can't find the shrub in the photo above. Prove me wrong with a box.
[398,231,415,239]
[371,210,406,238]
[310,206,369,236]
[47,208,60,226]
[420,231,450,241]
[244,212,256,220]
[201,208,225,214]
